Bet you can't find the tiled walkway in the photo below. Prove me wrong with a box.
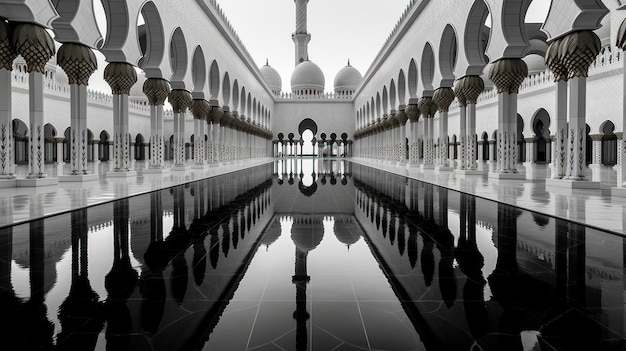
[0,158,273,228]
[351,158,626,235]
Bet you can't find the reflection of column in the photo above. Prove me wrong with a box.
[555,219,586,307]
[27,217,54,349]
[0,21,17,178]
[13,23,55,179]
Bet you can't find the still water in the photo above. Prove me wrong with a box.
[0,160,624,350]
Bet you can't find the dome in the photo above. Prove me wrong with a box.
[260,61,282,94]
[291,60,325,95]
[130,73,147,99]
[523,54,546,75]
[334,62,362,93]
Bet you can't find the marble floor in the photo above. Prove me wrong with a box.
[351,158,626,235]
[0,159,273,228]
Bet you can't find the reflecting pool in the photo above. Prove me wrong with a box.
[0,160,625,350]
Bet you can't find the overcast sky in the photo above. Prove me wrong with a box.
[87,0,550,95]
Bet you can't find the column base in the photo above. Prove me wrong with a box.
[106,170,138,178]
[191,164,207,170]
[488,172,525,180]
[171,165,190,172]
[0,179,17,188]
[455,169,483,176]
[545,178,600,189]
[611,186,626,198]
[407,162,421,168]
[523,162,548,180]
[420,164,435,171]
[59,174,100,182]
[434,166,454,172]
[142,168,171,175]
[17,177,58,187]
[208,163,222,168]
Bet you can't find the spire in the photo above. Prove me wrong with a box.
[266,58,269,66]
[292,0,311,66]
[347,58,351,67]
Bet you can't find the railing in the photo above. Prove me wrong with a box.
[276,92,354,100]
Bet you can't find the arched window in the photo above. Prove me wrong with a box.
[601,121,617,166]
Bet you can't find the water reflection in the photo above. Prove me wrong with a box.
[0,161,624,350]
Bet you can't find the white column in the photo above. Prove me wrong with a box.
[68,84,89,175]
[552,80,568,179]
[27,71,47,178]
[0,69,15,178]
[567,77,587,180]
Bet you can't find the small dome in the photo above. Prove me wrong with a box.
[260,61,282,94]
[334,222,360,248]
[291,60,325,95]
[523,54,546,75]
[334,62,362,93]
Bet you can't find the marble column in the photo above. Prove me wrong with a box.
[12,23,56,183]
[55,137,64,164]
[191,99,210,168]
[395,106,408,164]
[57,43,98,179]
[458,76,484,173]
[143,78,170,172]
[546,38,569,179]
[405,102,420,166]
[209,105,224,165]
[620,19,626,192]
[418,97,436,169]
[169,89,192,169]
[0,21,17,179]
[488,59,528,179]
[104,62,137,175]
[433,87,455,171]
[454,83,467,170]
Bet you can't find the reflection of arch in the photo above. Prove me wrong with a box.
[600,120,617,166]
[464,0,490,74]
[169,27,188,87]
[298,179,318,197]
[481,132,489,161]
[439,24,457,87]
[421,43,435,92]
[191,46,206,94]
[138,2,165,74]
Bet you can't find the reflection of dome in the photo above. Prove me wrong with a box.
[334,222,360,248]
[291,60,325,96]
[334,62,362,94]
[260,61,282,95]
[291,219,324,252]
[260,225,281,250]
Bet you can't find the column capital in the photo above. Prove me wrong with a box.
[417,96,436,118]
[589,133,603,142]
[405,103,421,122]
[432,87,455,112]
[524,137,535,143]
[143,77,170,105]
[394,109,408,125]
[168,89,192,113]
[190,99,210,121]
[615,132,623,139]
[104,62,138,95]
[57,43,98,85]
[11,23,55,74]
[0,21,17,71]
[208,105,224,124]
[561,30,601,78]
[545,38,568,82]
[456,75,484,104]
[488,58,527,94]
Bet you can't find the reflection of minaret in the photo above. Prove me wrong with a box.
[293,0,311,66]
[292,249,310,351]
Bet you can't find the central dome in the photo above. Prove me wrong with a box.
[291,60,325,96]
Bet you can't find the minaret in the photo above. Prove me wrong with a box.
[292,0,311,66]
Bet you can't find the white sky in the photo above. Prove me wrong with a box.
[86,0,551,95]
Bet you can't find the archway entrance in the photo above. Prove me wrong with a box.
[298,118,318,157]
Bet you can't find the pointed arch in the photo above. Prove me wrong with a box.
[439,24,458,87]
[408,59,418,98]
[169,27,188,87]
[421,42,435,93]
[209,60,220,100]
[138,1,165,76]
[232,79,240,112]
[191,45,206,94]
[397,70,406,105]
[464,0,490,74]
[222,72,231,107]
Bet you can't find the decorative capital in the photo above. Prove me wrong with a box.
[104,62,138,95]
[143,78,170,105]
[11,23,55,74]
[405,104,421,122]
[394,109,408,125]
[432,87,455,112]
[0,21,17,71]
[457,75,484,104]
[453,81,466,107]
[57,43,97,85]
[168,89,192,113]
[561,30,601,79]
[208,105,224,124]
[545,38,567,82]
[417,97,435,118]
[488,59,527,94]
[190,99,210,120]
